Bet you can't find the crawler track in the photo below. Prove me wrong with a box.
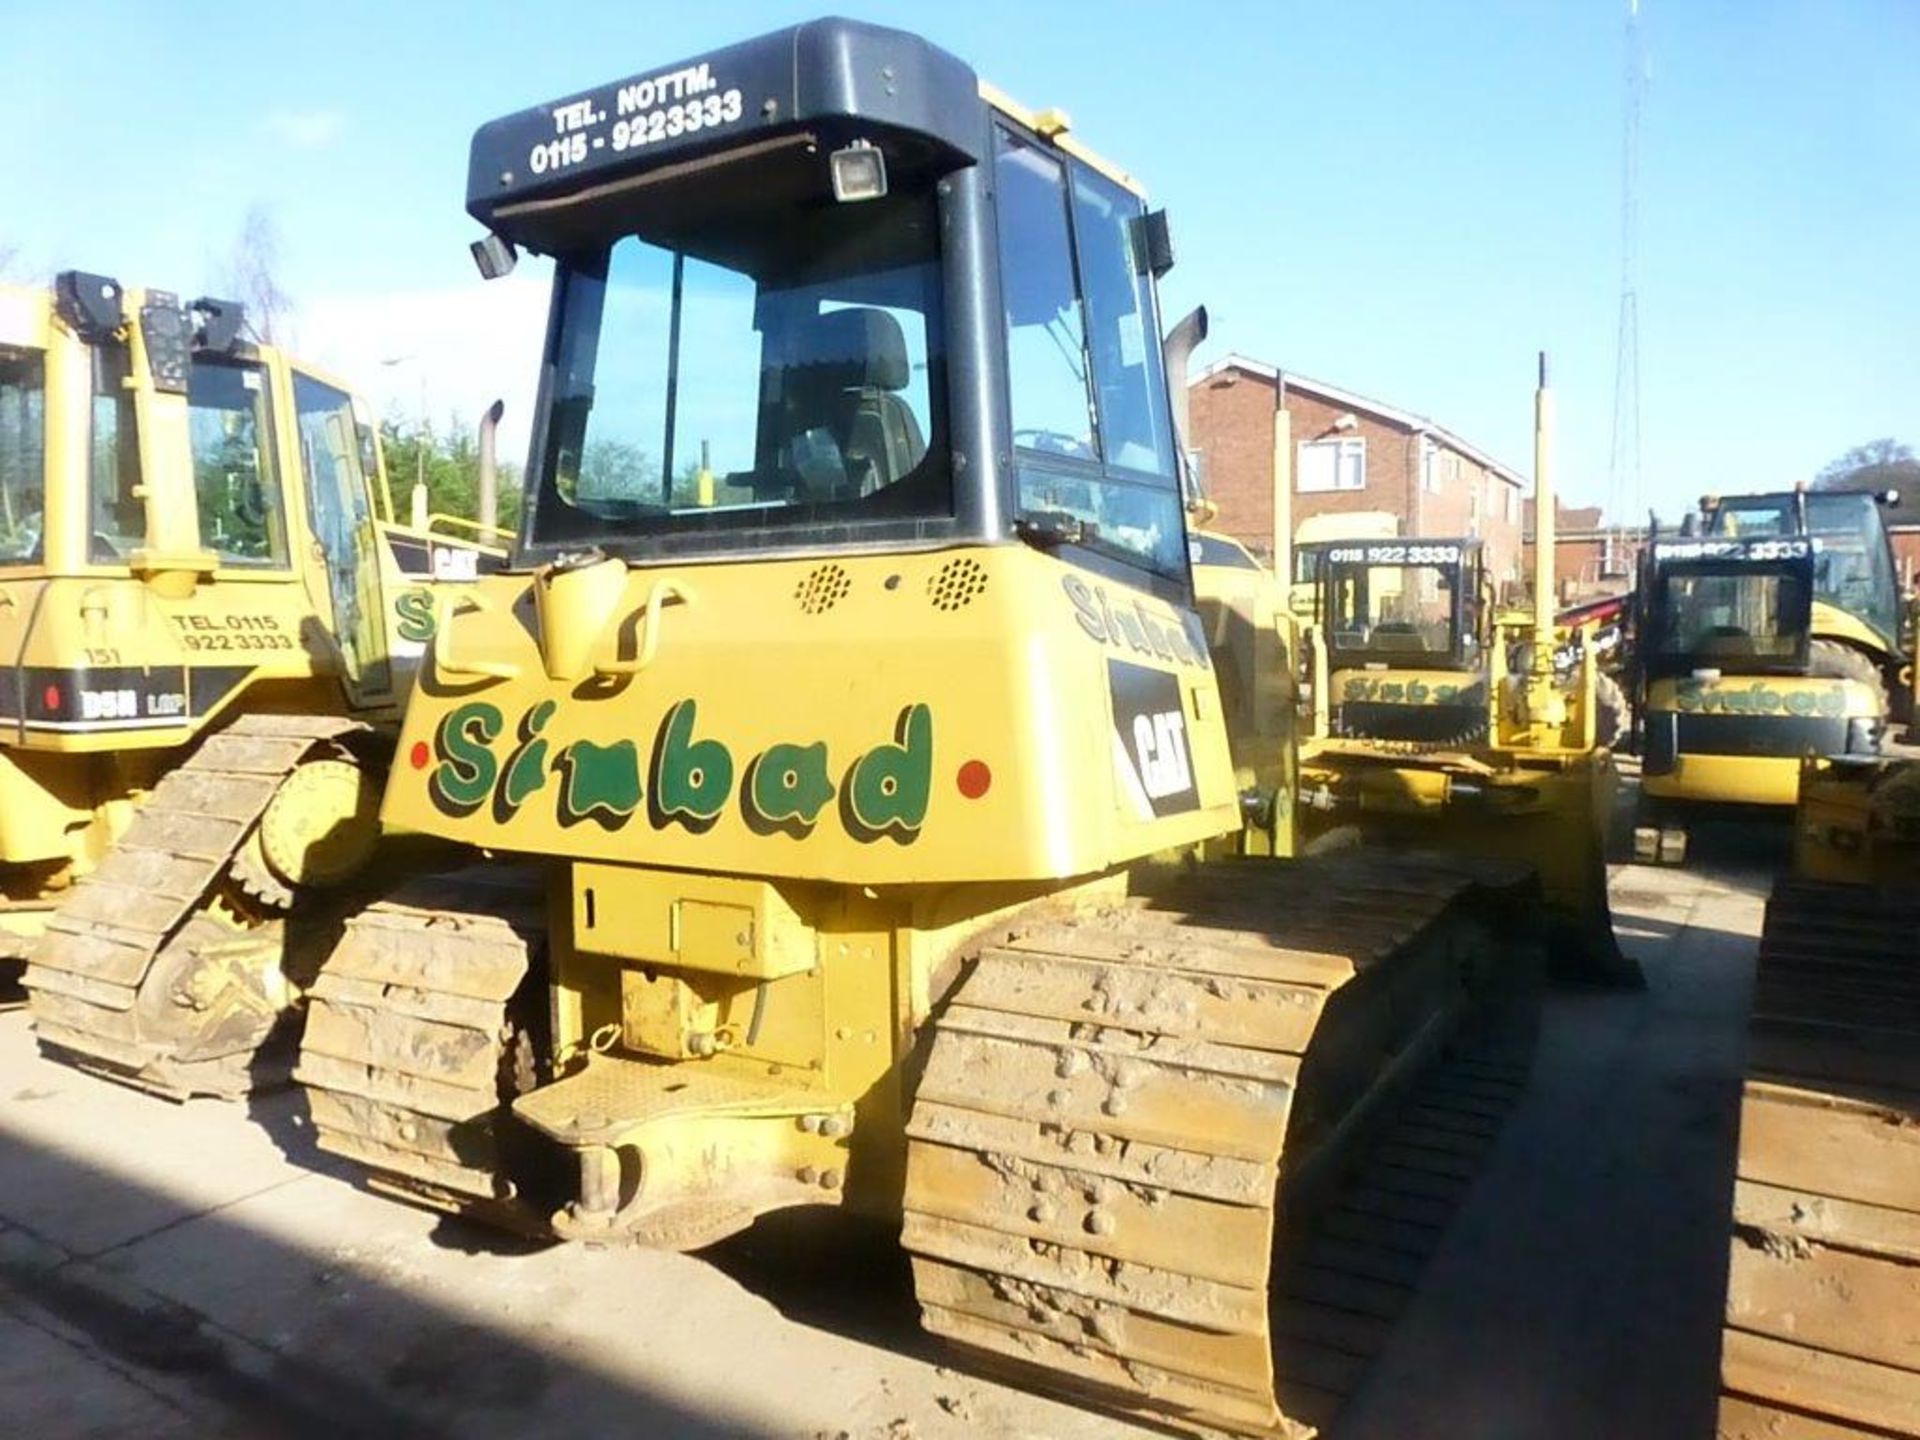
[22,715,366,1099]
[294,873,551,1233]
[901,851,1537,1438]
[1720,878,1920,1438]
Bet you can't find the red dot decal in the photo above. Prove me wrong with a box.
[408,740,431,771]
[956,759,991,799]
[42,684,61,711]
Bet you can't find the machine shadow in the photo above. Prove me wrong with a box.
[0,1129,762,1440]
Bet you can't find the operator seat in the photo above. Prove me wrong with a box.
[781,306,924,499]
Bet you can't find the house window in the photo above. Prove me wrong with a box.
[1298,436,1365,493]
[1421,439,1461,494]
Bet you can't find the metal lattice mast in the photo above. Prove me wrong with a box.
[1609,0,1646,529]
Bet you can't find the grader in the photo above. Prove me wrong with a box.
[29,22,1628,1435]
[5,271,505,1094]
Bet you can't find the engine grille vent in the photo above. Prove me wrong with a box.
[794,563,852,615]
[927,557,989,612]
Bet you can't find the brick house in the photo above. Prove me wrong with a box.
[1187,355,1528,589]
[1522,500,1645,605]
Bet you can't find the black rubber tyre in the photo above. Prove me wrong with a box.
[1594,671,1628,749]
[1807,639,1889,719]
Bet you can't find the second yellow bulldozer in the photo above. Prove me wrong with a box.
[6,270,506,1094]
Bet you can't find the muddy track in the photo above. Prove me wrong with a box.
[295,873,552,1234]
[1720,877,1920,1439]
[23,715,367,1100]
[901,852,1539,1438]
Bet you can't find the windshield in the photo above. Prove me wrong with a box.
[0,346,45,564]
[1708,491,1898,642]
[994,128,1183,578]
[530,181,946,556]
[1327,562,1464,662]
[1654,565,1809,670]
[1806,492,1898,641]
[1706,496,1795,538]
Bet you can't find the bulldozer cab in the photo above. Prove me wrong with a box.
[1309,538,1490,744]
[1638,538,1815,679]
[476,23,1188,601]
[1704,488,1904,656]
[1319,538,1483,670]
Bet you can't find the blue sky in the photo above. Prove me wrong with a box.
[3,1,1914,521]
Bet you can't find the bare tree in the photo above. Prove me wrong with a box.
[220,206,294,344]
[1814,438,1918,524]
[0,242,18,280]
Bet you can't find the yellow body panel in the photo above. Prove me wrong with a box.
[1642,752,1802,807]
[384,546,1239,885]
[1640,674,1881,808]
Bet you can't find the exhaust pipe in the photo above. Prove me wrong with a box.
[478,399,505,535]
[1162,307,1209,509]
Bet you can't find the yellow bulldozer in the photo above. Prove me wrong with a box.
[1293,359,1637,985]
[21,22,1631,1436]
[4,270,507,1094]
[1631,485,1911,863]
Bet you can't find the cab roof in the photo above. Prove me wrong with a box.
[467,17,981,252]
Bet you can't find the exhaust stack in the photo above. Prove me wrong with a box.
[478,398,505,535]
[1533,351,1555,636]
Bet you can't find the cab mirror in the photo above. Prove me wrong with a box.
[470,232,518,281]
[1135,209,1174,278]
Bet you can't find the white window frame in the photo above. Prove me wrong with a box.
[1297,436,1366,493]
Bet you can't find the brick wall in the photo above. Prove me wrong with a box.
[1892,526,1920,590]
[1188,363,1525,585]
[1187,367,1279,555]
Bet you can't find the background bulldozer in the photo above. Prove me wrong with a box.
[1292,359,1636,986]
[1719,746,1920,1437]
[1631,484,1910,863]
[5,271,506,1095]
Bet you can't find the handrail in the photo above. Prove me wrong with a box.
[421,511,515,547]
[594,580,695,677]
[433,590,520,681]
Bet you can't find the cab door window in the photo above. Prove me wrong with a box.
[994,126,1185,580]
[993,131,1096,459]
[0,346,45,564]
[88,342,144,561]
[294,373,389,695]
[1070,165,1175,477]
[190,359,287,566]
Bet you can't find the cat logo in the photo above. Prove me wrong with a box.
[1132,710,1193,799]
[1107,658,1200,819]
